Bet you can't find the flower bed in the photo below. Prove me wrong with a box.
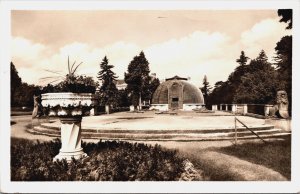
[11,138,184,181]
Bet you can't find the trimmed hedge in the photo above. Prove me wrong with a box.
[11,138,184,181]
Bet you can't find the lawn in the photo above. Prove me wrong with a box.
[216,138,291,179]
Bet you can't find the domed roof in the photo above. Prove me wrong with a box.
[152,76,204,104]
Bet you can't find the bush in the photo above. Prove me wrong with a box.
[11,138,184,181]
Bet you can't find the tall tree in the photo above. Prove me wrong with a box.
[274,36,292,112]
[142,76,160,104]
[276,9,292,114]
[236,51,249,66]
[97,56,118,107]
[11,62,22,106]
[256,50,268,63]
[148,77,160,103]
[233,53,281,104]
[200,75,212,104]
[125,51,151,109]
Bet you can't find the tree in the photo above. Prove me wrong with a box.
[276,9,292,114]
[274,35,292,112]
[11,62,22,106]
[256,50,268,63]
[200,75,212,104]
[125,51,151,109]
[278,9,292,29]
[209,50,282,105]
[148,77,160,103]
[142,76,160,104]
[233,57,281,104]
[97,56,118,107]
[209,80,232,105]
[236,51,249,66]
[13,83,41,107]
[117,89,131,107]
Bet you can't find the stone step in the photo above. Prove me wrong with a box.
[39,123,274,134]
[28,128,290,141]
[31,125,290,141]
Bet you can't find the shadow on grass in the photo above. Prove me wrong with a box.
[214,137,291,180]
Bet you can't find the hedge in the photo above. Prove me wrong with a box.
[11,138,184,181]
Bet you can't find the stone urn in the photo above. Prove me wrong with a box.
[41,92,95,161]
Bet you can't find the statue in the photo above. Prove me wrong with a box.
[32,95,43,118]
[269,90,289,119]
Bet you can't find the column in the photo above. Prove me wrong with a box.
[232,104,237,113]
[243,104,248,115]
[264,104,273,116]
[54,117,87,162]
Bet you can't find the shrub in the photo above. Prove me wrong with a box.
[11,138,184,181]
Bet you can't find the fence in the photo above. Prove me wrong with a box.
[216,103,273,117]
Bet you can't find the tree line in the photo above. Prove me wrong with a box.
[11,51,160,110]
[11,9,291,111]
[200,9,292,113]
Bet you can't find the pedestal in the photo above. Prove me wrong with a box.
[53,116,87,162]
[42,92,95,162]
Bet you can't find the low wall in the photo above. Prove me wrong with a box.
[182,104,204,111]
[149,104,168,111]
[265,118,291,131]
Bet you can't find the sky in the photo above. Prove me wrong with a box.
[11,10,291,87]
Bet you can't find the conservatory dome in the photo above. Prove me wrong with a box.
[151,76,205,111]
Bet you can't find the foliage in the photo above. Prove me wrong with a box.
[11,138,184,181]
[59,57,97,93]
[117,89,131,107]
[233,59,280,104]
[278,9,292,29]
[236,51,249,66]
[40,83,63,93]
[11,62,22,106]
[125,51,153,109]
[209,64,248,104]
[274,36,292,99]
[13,83,41,107]
[276,9,292,113]
[144,76,160,103]
[209,50,283,105]
[200,75,212,105]
[208,11,292,114]
[97,56,119,106]
[40,56,97,93]
[56,75,97,93]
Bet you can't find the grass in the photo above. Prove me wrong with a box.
[215,138,291,179]
[155,139,290,181]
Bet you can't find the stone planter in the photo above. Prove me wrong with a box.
[41,92,94,161]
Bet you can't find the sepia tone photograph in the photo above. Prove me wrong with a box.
[1,0,299,193]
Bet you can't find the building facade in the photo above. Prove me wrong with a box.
[150,76,205,111]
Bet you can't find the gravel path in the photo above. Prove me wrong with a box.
[11,115,56,141]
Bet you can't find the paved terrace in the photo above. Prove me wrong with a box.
[44,110,269,131]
